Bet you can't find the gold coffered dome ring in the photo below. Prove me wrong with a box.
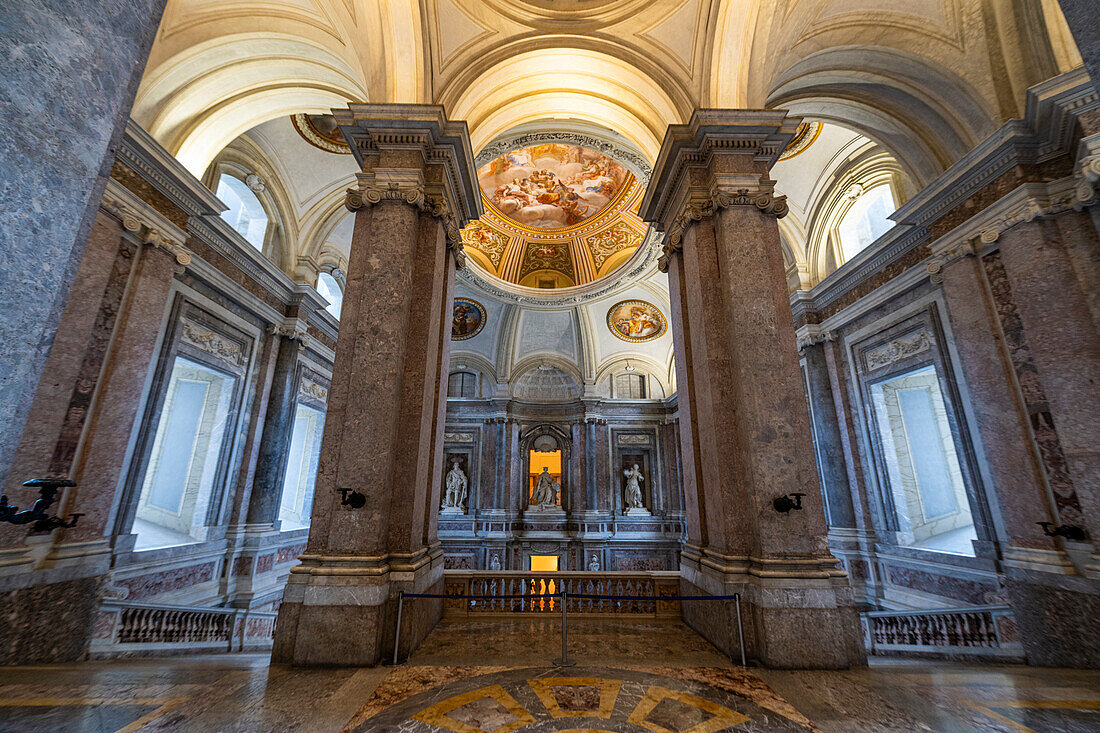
[460,130,657,298]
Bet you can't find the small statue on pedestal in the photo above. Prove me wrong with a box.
[623,464,650,516]
[441,459,467,513]
[531,466,560,509]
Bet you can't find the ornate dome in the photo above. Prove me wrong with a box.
[461,143,647,290]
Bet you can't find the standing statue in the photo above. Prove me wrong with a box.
[531,466,559,508]
[587,555,600,572]
[442,459,468,511]
[623,463,645,510]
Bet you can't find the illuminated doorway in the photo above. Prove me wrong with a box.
[529,449,562,506]
[529,554,559,610]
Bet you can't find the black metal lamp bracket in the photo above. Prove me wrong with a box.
[0,478,83,532]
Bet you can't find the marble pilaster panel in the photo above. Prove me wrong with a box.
[801,341,857,529]
[641,110,862,668]
[245,329,308,526]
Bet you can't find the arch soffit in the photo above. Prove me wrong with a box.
[764,48,1000,182]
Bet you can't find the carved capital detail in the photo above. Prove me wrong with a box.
[271,321,311,350]
[658,184,788,272]
[101,183,191,266]
[345,183,466,268]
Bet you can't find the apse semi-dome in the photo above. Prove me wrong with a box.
[461,143,647,290]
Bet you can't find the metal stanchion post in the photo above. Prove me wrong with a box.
[392,591,405,666]
[734,593,746,667]
[553,589,575,667]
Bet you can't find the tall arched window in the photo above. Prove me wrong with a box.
[215,173,268,250]
[837,184,895,262]
[316,271,343,320]
[447,371,478,398]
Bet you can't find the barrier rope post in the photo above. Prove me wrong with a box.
[734,593,746,667]
[553,589,575,667]
[392,590,405,666]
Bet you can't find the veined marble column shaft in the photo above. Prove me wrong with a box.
[272,105,480,667]
[641,110,863,668]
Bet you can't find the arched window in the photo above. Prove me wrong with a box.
[447,371,478,398]
[614,373,647,399]
[837,184,895,262]
[215,173,268,250]
[316,271,343,320]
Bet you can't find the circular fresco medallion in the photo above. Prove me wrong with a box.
[451,298,487,340]
[606,299,667,342]
[477,144,633,231]
[291,113,351,154]
[778,121,822,161]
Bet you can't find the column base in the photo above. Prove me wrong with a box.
[680,550,865,669]
[1004,568,1100,668]
[272,546,444,667]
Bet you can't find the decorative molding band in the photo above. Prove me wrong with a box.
[299,375,329,403]
[925,174,1093,281]
[101,179,191,265]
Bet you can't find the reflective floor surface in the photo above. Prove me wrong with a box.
[0,619,1097,732]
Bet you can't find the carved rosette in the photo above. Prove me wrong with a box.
[345,182,466,267]
[658,186,789,272]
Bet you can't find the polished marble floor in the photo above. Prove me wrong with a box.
[0,619,1097,732]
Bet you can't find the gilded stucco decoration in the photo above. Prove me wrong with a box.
[462,142,648,290]
[291,114,351,155]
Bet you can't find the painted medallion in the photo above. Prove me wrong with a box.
[291,113,350,154]
[606,300,667,342]
[451,298,487,340]
[477,144,632,230]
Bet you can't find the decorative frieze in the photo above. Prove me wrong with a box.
[617,434,651,446]
[863,330,931,371]
[444,432,476,443]
[299,376,328,403]
[181,320,246,366]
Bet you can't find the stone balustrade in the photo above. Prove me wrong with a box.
[862,606,1023,661]
[442,570,682,618]
[90,601,277,658]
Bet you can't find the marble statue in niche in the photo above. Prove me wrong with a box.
[531,467,560,508]
[588,555,600,571]
[489,555,502,570]
[623,464,650,516]
[441,459,468,513]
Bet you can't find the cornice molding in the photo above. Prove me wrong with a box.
[640,109,801,234]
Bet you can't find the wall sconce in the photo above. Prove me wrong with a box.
[338,488,366,509]
[773,493,805,514]
[0,478,83,532]
[1037,521,1086,541]
[625,360,635,371]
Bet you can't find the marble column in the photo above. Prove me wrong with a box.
[272,105,479,667]
[640,110,863,668]
[245,320,312,527]
[0,0,166,490]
